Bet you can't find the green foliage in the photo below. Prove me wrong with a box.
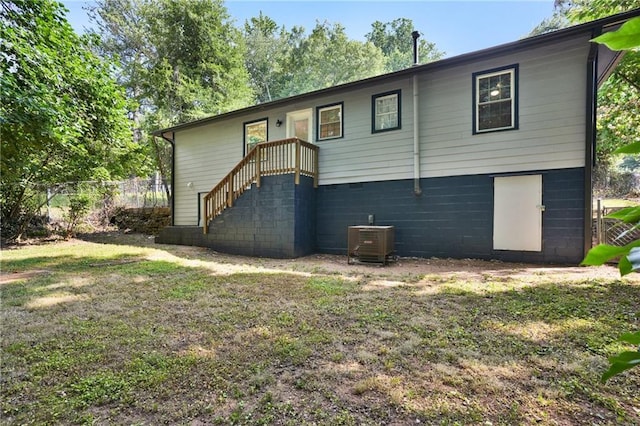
[581,240,640,275]
[601,331,640,382]
[0,0,138,242]
[91,0,255,202]
[581,10,640,381]
[64,193,92,238]
[592,16,640,50]
[366,18,444,72]
[555,0,639,23]
[243,12,291,103]
[145,0,253,122]
[243,15,444,102]
[265,21,387,99]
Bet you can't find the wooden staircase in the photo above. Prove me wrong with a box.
[203,138,319,233]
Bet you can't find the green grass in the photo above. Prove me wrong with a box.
[1,238,639,425]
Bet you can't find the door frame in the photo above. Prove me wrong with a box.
[286,108,313,143]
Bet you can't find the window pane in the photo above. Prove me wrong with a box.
[376,114,398,130]
[374,93,399,131]
[319,105,342,139]
[478,100,511,130]
[321,107,340,123]
[245,121,267,150]
[479,73,511,103]
[320,122,340,138]
[476,69,515,132]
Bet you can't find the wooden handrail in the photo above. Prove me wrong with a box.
[203,138,319,233]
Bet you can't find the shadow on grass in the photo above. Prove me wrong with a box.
[2,239,639,425]
[76,231,610,279]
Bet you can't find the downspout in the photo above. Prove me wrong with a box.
[159,132,176,226]
[412,31,422,196]
[584,29,600,257]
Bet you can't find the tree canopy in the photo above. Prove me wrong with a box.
[551,0,640,167]
[277,21,386,98]
[243,17,436,103]
[0,0,138,241]
[1,0,447,241]
[366,18,444,72]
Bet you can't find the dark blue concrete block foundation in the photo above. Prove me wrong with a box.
[156,175,316,258]
[158,168,586,264]
[316,168,585,264]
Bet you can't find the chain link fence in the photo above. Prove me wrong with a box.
[42,177,170,225]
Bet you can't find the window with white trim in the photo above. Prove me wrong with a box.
[244,119,267,154]
[372,90,401,133]
[473,65,518,133]
[317,103,343,140]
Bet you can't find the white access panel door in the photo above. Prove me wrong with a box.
[493,174,542,251]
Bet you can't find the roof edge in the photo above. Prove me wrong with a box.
[152,8,640,137]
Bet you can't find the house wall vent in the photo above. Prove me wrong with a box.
[347,226,395,265]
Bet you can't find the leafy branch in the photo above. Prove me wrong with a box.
[582,15,640,382]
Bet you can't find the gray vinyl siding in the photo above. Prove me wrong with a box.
[173,124,241,225]
[420,36,589,178]
[172,36,591,225]
[172,79,414,224]
[314,78,414,184]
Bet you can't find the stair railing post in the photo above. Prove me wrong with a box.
[313,145,319,188]
[204,194,209,234]
[227,175,233,208]
[256,145,261,188]
[294,139,301,185]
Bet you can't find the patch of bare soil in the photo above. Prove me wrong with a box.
[0,270,51,284]
[78,231,634,285]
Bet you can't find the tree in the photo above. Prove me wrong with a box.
[580,16,640,382]
[243,12,290,103]
[243,17,393,101]
[366,18,444,72]
[554,0,640,169]
[145,0,253,124]
[529,12,570,36]
[0,0,137,242]
[90,0,254,203]
[278,21,386,97]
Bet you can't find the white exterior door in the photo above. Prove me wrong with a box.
[493,174,543,251]
[286,109,313,143]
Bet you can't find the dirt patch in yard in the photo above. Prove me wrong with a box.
[79,231,635,285]
[0,270,51,284]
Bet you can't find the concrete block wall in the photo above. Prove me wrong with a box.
[157,174,316,258]
[315,168,586,264]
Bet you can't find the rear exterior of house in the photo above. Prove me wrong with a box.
[155,11,638,264]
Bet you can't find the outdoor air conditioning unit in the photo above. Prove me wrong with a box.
[347,226,395,265]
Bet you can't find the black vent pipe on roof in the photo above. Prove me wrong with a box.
[412,30,420,66]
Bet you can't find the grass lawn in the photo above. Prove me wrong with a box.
[1,235,639,425]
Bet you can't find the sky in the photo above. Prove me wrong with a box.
[61,0,557,58]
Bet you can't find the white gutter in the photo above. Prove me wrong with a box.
[412,31,422,196]
[413,74,421,195]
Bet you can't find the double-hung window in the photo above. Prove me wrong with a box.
[244,118,267,155]
[473,65,518,133]
[317,102,343,141]
[372,90,401,133]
